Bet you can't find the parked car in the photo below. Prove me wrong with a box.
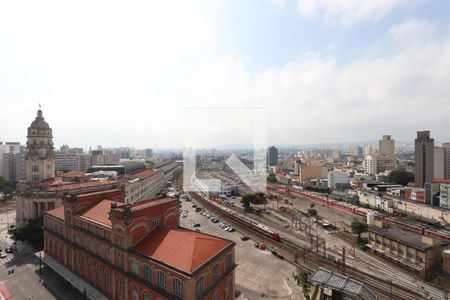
[240,236,250,241]
[193,223,201,228]
[5,247,12,253]
[0,252,7,258]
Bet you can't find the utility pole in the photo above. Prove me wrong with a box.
[389,280,392,300]
[303,245,306,263]
[342,247,346,274]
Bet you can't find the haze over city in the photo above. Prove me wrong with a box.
[1,0,450,148]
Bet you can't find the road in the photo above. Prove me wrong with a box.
[0,208,82,300]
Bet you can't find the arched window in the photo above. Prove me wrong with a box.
[143,264,151,282]
[196,276,204,297]
[172,278,184,297]
[213,290,220,300]
[129,258,139,275]
[157,270,167,289]
[212,264,219,283]
[132,286,139,300]
[98,268,103,289]
[143,292,152,300]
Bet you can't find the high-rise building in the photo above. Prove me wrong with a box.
[0,142,26,181]
[379,135,395,159]
[268,146,278,166]
[415,131,434,188]
[434,146,445,179]
[24,109,55,182]
[443,143,450,180]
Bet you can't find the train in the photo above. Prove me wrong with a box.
[199,194,282,242]
[269,184,450,242]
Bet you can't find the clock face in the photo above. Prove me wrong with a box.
[32,155,38,161]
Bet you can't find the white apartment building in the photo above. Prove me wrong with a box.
[364,154,396,175]
[124,169,165,203]
[327,170,349,189]
[440,183,450,209]
[55,152,92,172]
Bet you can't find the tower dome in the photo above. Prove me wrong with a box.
[29,109,50,130]
[25,108,55,182]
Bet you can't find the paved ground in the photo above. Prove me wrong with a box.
[180,199,304,300]
[0,208,82,300]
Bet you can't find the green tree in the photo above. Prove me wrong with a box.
[241,195,251,209]
[0,176,16,195]
[351,219,368,240]
[387,170,415,186]
[267,173,277,183]
[307,208,317,216]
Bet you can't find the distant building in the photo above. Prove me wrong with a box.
[24,109,55,182]
[415,131,434,188]
[123,169,165,204]
[91,150,120,166]
[327,171,349,189]
[363,154,395,175]
[379,135,395,159]
[440,183,450,209]
[297,162,327,183]
[443,143,450,180]
[0,142,26,181]
[268,146,278,166]
[55,152,92,172]
[434,146,445,179]
[43,190,236,299]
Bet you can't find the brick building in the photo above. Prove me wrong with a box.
[43,190,236,300]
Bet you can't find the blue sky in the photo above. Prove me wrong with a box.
[1,0,450,149]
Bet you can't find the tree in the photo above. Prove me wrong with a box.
[0,177,16,195]
[267,173,277,183]
[351,219,368,240]
[387,170,415,186]
[310,203,315,209]
[241,195,251,209]
[307,208,317,216]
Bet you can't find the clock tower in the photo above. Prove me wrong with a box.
[25,109,55,182]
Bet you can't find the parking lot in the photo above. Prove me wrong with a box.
[179,199,303,300]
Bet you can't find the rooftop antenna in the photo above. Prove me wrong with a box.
[39,103,41,109]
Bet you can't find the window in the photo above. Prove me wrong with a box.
[46,164,51,169]
[90,261,95,278]
[143,292,152,300]
[153,219,161,228]
[83,256,87,274]
[143,265,151,281]
[90,240,95,253]
[196,276,204,296]
[105,271,112,289]
[132,286,139,300]
[157,271,167,289]
[32,165,39,172]
[98,269,103,289]
[225,282,232,300]
[212,264,219,283]
[225,254,232,270]
[213,290,220,300]
[105,247,111,261]
[172,278,184,297]
[130,258,139,275]
[97,243,103,257]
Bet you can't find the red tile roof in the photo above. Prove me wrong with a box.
[132,169,156,179]
[133,227,233,273]
[131,197,175,211]
[46,206,65,221]
[46,180,117,192]
[78,199,118,227]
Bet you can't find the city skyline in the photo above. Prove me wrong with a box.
[1,1,450,148]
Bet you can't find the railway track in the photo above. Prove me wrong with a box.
[188,192,426,300]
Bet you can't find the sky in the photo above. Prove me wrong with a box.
[1,0,450,149]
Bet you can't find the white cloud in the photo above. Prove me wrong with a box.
[390,18,437,43]
[296,0,414,26]
[188,20,450,144]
